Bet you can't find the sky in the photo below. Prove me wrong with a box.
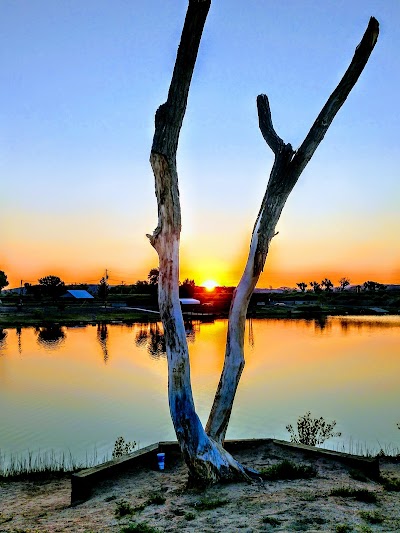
[1,0,399,290]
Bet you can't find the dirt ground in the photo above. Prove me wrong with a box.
[1,442,399,532]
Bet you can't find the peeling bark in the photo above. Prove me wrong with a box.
[148,3,379,482]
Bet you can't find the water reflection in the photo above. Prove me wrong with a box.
[97,323,109,363]
[16,327,22,355]
[135,322,166,359]
[36,325,66,348]
[0,328,7,349]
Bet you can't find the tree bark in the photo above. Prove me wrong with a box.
[148,0,252,484]
[148,2,379,482]
[206,17,379,444]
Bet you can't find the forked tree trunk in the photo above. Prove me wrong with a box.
[148,0,379,483]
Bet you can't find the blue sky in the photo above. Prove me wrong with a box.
[1,0,399,288]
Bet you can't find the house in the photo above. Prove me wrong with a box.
[61,290,94,300]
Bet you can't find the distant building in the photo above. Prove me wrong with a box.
[61,290,94,300]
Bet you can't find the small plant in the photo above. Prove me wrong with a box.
[262,516,281,526]
[359,510,384,524]
[330,486,377,503]
[286,411,341,446]
[192,496,228,510]
[112,436,137,459]
[260,459,317,480]
[115,499,135,519]
[349,469,369,482]
[120,524,161,533]
[184,512,196,521]
[105,494,117,502]
[335,525,352,533]
[146,491,166,505]
[379,475,400,491]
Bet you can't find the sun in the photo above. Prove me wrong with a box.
[203,279,218,292]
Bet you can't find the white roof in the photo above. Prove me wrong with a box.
[179,298,200,305]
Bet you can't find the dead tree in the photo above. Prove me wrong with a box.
[147,0,379,484]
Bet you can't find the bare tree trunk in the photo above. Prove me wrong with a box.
[148,0,379,483]
[206,17,379,443]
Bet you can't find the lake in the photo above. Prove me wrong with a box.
[1,316,399,465]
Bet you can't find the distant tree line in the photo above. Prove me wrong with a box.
[296,277,387,294]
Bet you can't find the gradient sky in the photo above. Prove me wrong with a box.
[1,0,399,289]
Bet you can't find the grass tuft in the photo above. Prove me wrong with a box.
[260,459,317,480]
[379,475,400,491]
[115,499,135,519]
[359,510,384,524]
[261,516,281,526]
[146,491,166,505]
[330,486,377,503]
[120,523,161,533]
[192,496,228,511]
[335,525,352,533]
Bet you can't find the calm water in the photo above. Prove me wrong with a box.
[1,317,399,463]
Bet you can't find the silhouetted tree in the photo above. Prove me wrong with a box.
[339,277,350,291]
[38,275,65,301]
[180,278,196,298]
[97,277,109,305]
[37,325,65,348]
[147,0,379,484]
[0,270,9,292]
[321,278,334,292]
[148,268,159,286]
[310,281,322,293]
[296,282,307,293]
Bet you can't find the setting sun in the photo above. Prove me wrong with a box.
[203,279,218,291]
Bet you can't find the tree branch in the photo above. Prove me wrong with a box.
[257,94,285,155]
[290,16,379,179]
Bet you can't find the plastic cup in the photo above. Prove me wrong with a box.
[157,452,165,470]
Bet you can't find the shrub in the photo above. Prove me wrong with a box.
[262,516,281,526]
[330,486,377,503]
[146,491,166,505]
[380,475,400,491]
[260,459,317,480]
[115,499,134,518]
[359,510,384,524]
[120,524,161,533]
[335,525,352,533]
[286,411,341,446]
[192,496,228,510]
[112,436,137,459]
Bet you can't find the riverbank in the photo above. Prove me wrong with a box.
[1,441,399,532]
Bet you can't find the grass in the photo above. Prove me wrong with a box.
[0,448,102,480]
[192,496,228,511]
[120,524,161,533]
[379,475,400,491]
[146,491,166,505]
[335,525,352,533]
[260,459,317,480]
[115,500,135,519]
[330,486,377,503]
[359,510,385,524]
[261,516,281,526]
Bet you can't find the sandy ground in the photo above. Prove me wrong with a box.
[1,442,399,532]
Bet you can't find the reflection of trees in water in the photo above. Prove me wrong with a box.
[0,328,7,349]
[339,317,399,333]
[36,326,66,348]
[16,327,22,355]
[97,323,109,363]
[135,323,166,359]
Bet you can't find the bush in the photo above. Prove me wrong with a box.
[330,486,377,503]
[260,459,317,480]
[112,436,137,459]
[359,510,384,524]
[115,499,134,518]
[286,411,341,446]
[192,496,228,510]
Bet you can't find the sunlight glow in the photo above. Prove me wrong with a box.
[203,279,218,291]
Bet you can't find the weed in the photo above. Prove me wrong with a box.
[105,494,117,502]
[112,436,137,459]
[349,469,369,482]
[260,459,317,480]
[330,486,377,503]
[335,525,352,533]
[286,411,341,446]
[359,510,384,524]
[192,496,228,510]
[262,516,281,526]
[184,512,196,521]
[379,475,400,491]
[115,499,135,519]
[146,491,166,505]
[120,524,161,533]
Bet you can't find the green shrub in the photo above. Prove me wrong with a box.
[262,516,281,526]
[286,411,341,446]
[184,512,196,521]
[379,475,400,491]
[146,491,166,505]
[260,459,317,480]
[192,496,228,510]
[112,436,137,459]
[335,525,352,533]
[359,510,384,524]
[120,524,161,533]
[330,486,377,503]
[115,499,134,518]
